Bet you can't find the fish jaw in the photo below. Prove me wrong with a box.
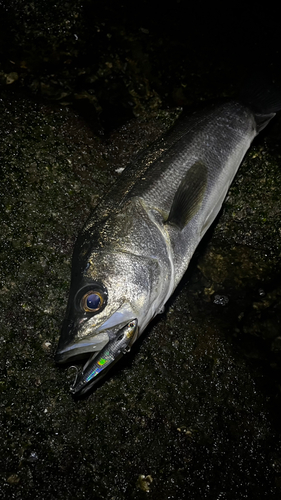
[54,328,110,363]
[70,319,138,395]
[55,307,138,364]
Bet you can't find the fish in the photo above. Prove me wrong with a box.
[55,83,281,395]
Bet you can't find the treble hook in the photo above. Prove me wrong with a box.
[68,365,79,392]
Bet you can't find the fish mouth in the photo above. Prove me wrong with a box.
[55,317,134,364]
[55,305,138,364]
[70,319,138,396]
[55,330,109,363]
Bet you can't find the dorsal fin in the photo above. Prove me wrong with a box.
[166,161,208,230]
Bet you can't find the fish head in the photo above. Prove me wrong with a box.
[55,246,162,367]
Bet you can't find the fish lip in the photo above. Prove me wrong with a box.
[54,318,134,364]
[54,333,109,364]
[70,319,138,396]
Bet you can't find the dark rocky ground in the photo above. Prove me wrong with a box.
[1,2,281,499]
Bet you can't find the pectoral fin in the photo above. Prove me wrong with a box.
[166,161,208,230]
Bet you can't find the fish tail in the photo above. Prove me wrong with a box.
[239,75,281,132]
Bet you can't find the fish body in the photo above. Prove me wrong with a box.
[56,91,280,394]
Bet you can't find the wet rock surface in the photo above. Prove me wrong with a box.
[1,2,281,499]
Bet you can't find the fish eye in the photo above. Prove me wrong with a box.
[75,282,108,314]
[81,291,104,313]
